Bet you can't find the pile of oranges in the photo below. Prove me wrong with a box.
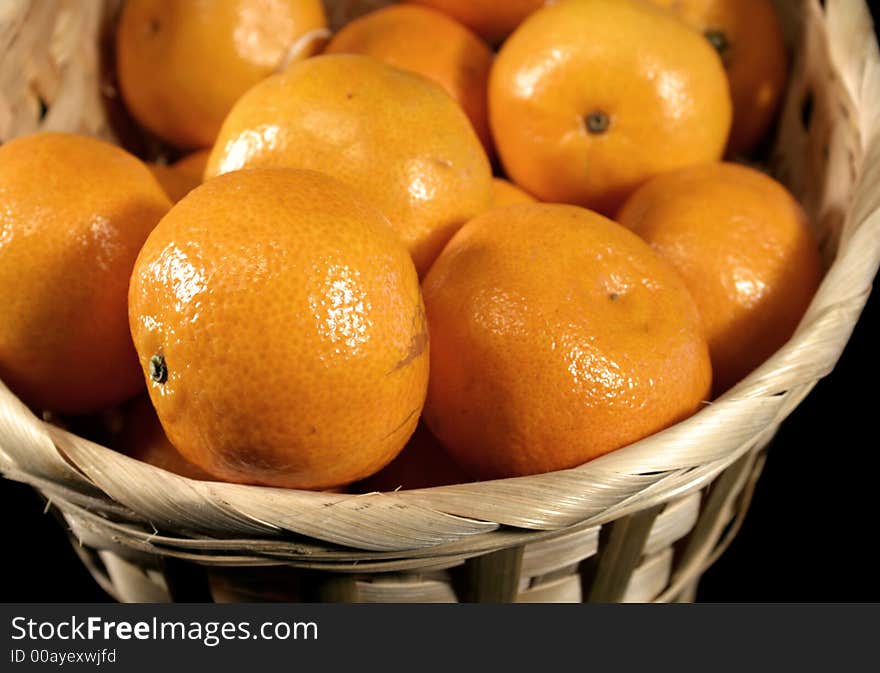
[0,0,821,492]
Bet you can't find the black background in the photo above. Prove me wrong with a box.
[1,6,879,603]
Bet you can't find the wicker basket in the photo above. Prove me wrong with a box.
[1,0,878,603]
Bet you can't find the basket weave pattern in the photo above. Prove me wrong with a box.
[0,0,878,602]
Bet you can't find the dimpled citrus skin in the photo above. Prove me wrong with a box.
[128,168,429,490]
[422,204,712,480]
[489,0,732,215]
[116,0,327,149]
[491,178,536,208]
[325,5,494,153]
[407,0,547,44]
[149,150,211,203]
[0,133,171,414]
[617,162,822,394]
[647,0,788,157]
[205,54,492,276]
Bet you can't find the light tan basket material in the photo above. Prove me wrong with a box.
[1,0,878,602]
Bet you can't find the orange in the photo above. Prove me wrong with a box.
[171,149,211,183]
[149,149,210,203]
[356,422,470,492]
[116,0,328,149]
[422,204,712,480]
[0,132,170,414]
[489,0,732,215]
[407,0,547,45]
[617,162,822,394]
[128,168,429,490]
[491,178,536,208]
[148,165,194,204]
[325,4,494,153]
[646,0,788,156]
[117,395,214,480]
[206,54,492,275]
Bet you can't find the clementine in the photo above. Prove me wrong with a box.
[149,149,210,203]
[171,149,211,183]
[489,0,732,215]
[117,395,214,480]
[617,162,822,393]
[129,168,428,490]
[206,54,492,275]
[647,0,788,156]
[0,133,170,414]
[491,178,536,208]
[422,203,712,480]
[116,0,327,149]
[325,4,494,153]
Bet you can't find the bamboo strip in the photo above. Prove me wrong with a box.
[457,547,525,603]
[586,505,664,603]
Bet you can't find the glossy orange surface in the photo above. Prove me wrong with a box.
[617,162,822,393]
[206,54,492,276]
[116,0,327,149]
[128,168,428,490]
[422,203,712,480]
[647,0,788,156]
[0,133,170,414]
[489,0,732,215]
[325,4,494,153]
[407,0,547,44]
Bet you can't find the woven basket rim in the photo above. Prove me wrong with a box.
[1,0,878,558]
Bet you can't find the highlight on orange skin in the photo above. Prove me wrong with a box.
[422,203,712,480]
[645,0,788,157]
[617,162,822,394]
[205,54,492,277]
[0,132,170,414]
[129,168,429,490]
[488,0,732,215]
[115,0,328,149]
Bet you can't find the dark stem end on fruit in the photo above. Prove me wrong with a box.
[704,29,730,58]
[149,354,168,384]
[585,111,610,134]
